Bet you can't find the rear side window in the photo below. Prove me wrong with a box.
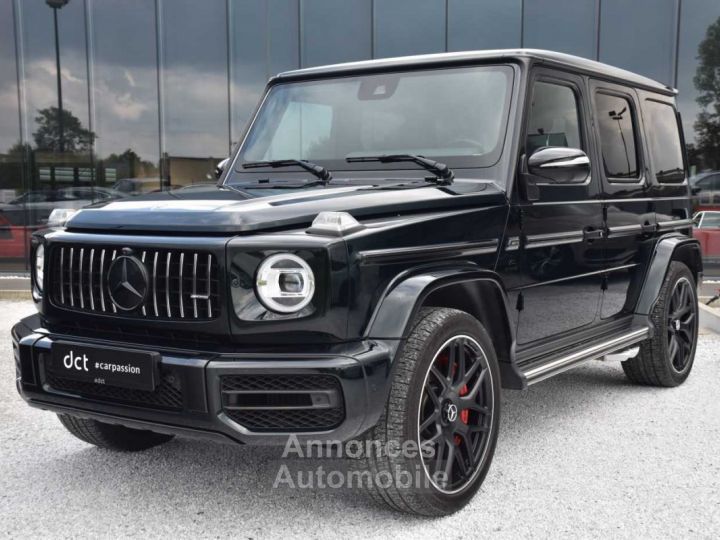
[526,81,582,156]
[594,93,639,180]
[644,100,685,183]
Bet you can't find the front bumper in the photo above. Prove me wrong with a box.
[12,314,392,445]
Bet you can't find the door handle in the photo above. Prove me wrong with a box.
[583,227,604,241]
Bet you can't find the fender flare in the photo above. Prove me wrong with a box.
[635,233,703,316]
[364,265,523,387]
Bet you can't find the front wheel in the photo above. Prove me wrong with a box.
[365,307,501,516]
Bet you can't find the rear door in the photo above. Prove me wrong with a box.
[589,80,655,320]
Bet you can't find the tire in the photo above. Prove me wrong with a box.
[363,307,501,516]
[57,414,174,451]
[622,261,699,387]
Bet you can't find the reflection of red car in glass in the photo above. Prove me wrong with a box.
[693,211,720,275]
[0,213,30,259]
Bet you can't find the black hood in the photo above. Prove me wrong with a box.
[65,182,505,234]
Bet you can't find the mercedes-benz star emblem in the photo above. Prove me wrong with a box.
[107,255,148,311]
[444,402,459,423]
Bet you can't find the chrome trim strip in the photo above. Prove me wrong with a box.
[99,249,106,312]
[165,252,172,318]
[88,248,95,310]
[523,327,650,384]
[358,239,499,264]
[78,248,85,309]
[68,247,74,307]
[607,224,642,237]
[524,230,584,249]
[179,252,185,318]
[657,219,693,231]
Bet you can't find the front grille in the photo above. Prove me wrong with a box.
[220,374,345,432]
[45,369,183,410]
[49,244,220,321]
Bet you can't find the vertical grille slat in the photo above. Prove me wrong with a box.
[165,252,172,318]
[89,248,95,311]
[206,254,212,317]
[99,249,107,312]
[153,251,159,317]
[78,248,85,309]
[69,247,75,307]
[179,252,185,319]
[49,244,219,321]
[59,247,65,305]
[192,253,198,319]
[110,250,118,313]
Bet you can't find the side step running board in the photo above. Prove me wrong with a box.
[521,327,650,385]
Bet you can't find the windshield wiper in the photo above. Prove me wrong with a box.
[346,154,454,185]
[242,159,332,184]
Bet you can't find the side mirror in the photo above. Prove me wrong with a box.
[527,147,590,184]
[214,158,230,180]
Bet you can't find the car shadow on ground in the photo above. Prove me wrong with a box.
[19,360,651,520]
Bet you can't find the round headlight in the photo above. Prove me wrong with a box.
[34,244,45,292]
[255,253,315,313]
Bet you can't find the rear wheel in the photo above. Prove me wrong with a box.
[58,414,174,451]
[622,262,698,387]
[364,307,501,516]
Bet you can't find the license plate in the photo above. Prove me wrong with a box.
[49,342,159,392]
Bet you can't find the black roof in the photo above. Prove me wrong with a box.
[275,48,675,96]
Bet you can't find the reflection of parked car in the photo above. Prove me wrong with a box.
[690,171,720,210]
[693,211,720,274]
[112,177,164,194]
[0,187,125,227]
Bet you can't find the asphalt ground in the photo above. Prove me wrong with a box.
[1,300,719,538]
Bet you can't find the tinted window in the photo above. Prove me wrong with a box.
[645,100,684,183]
[526,82,582,156]
[695,174,720,190]
[240,66,513,168]
[595,93,639,179]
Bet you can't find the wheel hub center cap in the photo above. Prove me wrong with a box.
[442,401,459,423]
[674,319,681,331]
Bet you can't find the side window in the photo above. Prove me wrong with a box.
[644,100,684,183]
[594,93,640,180]
[526,81,582,156]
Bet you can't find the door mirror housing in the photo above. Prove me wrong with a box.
[527,146,590,184]
[214,158,230,180]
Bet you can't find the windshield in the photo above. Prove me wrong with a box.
[235,65,514,176]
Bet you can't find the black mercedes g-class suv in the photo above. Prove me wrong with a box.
[12,50,701,516]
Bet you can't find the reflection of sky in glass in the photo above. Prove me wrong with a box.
[90,0,159,164]
[447,0,521,51]
[676,0,720,146]
[160,0,228,159]
[524,0,597,59]
[0,0,19,153]
[599,0,677,85]
[18,0,90,154]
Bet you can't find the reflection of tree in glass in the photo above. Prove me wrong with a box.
[33,106,96,153]
[103,149,158,177]
[694,16,720,170]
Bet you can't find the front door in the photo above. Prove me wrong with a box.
[510,70,604,347]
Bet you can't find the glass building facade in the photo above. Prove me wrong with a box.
[1,0,719,272]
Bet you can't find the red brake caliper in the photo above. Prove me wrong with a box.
[454,384,469,446]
